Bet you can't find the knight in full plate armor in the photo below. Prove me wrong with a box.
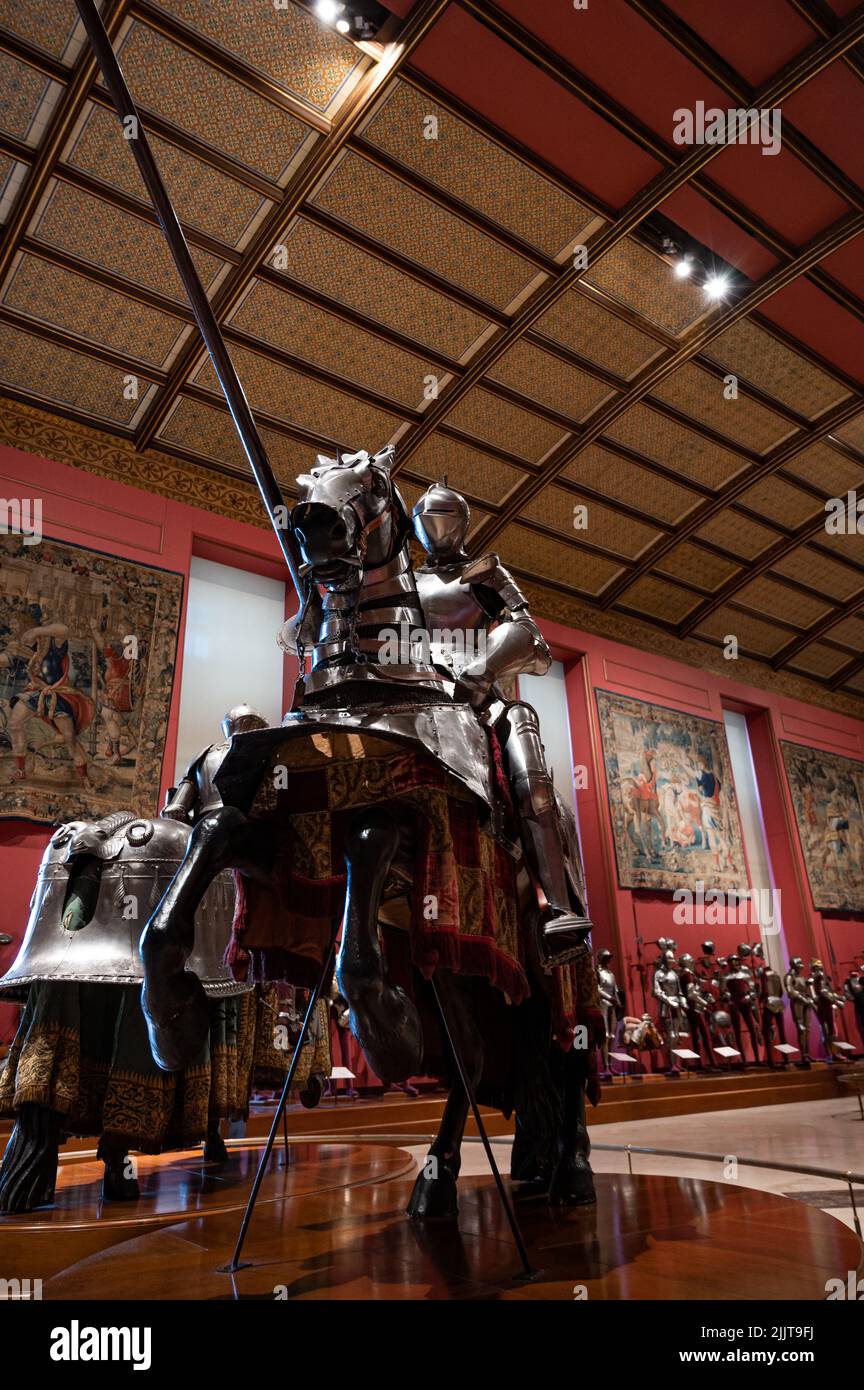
[844,964,864,1049]
[678,952,715,1068]
[652,948,686,1073]
[809,958,847,1062]
[785,956,814,1068]
[410,481,592,970]
[751,942,787,1067]
[724,947,763,1064]
[162,705,331,1108]
[596,948,623,1078]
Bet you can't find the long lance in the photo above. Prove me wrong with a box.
[74,0,304,603]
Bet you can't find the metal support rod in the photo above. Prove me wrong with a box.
[429,975,538,1282]
[220,938,336,1275]
[73,0,304,601]
[847,1176,861,1239]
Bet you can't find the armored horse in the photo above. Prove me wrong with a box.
[141,449,602,1216]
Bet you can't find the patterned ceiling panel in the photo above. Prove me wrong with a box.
[843,670,864,694]
[788,644,853,679]
[784,440,864,496]
[649,362,796,453]
[147,0,360,110]
[603,403,750,490]
[654,541,741,592]
[0,1,85,62]
[497,523,624,596]
[229,280,436,409]
[273,218,491,361]
[583,239,706,337]
[771,546,863,602]
[695,509,781,560]
[0,323,157,425]
[703,319,852,421]
[831,413,864,456]
[2,253,187,368]
[562,444,701,525]
[486,340,615,423]
[31,181,226,301]
[404,434,523,508]
[311,151,540,310]
[444,385,565,463]
[620,575,703,624]
[66,105,269,248]
[158,396,307,487]
[521,484,660,560]
[115,21,313,181]
[534,290,664,381]
[827,614,864,649]
[736,476,823,529]
[0,51,61,146]
[361,82,595,258]
[821,529,864,570]
[695,608,790,659]
[735,575,832,629]
[193,343,405,448]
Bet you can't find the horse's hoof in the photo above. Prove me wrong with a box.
[406,1163,459,1221]
[101,1164,141,1202]
[548,1156,596,1207]
[141,971,210,1072]
[0,1109,60,1213]
[203,1130,229,1164]
[348,984,424,1084]
[299,1073,326,1110]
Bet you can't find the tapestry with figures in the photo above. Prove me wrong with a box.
[781,741,864,912]
[596,689,748,892]
[0,534,182,824]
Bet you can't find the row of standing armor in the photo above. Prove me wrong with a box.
[595,939,861,1077]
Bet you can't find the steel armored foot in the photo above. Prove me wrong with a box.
[0,1104,61,1213]
[140,963,210,1073]
[299,1073,327,1109]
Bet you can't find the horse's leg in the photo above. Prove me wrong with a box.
[203,1117,229,1163]
[337,807,423,1083]
[0,1104,62,1213]
[141,806,272,1072]
[98,1133,141,1201]
[548,1046,596,1207]
[407,971,482,1221]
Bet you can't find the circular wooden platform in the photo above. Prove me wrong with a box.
[1,1141,859,1300]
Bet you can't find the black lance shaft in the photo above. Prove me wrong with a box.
[74,0,304,602]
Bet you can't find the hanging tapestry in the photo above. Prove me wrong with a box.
[780,741,864,912]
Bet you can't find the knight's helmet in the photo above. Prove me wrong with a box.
[411,479,470,562]
[221,703,268,741]
[0,811,247,1001]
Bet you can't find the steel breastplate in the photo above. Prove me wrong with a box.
[0,815,246,999]
[415,566,491,678]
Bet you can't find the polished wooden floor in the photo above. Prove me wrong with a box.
[0,1140,859,1300]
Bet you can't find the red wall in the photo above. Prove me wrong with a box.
[2,443,863,1061]
[546,620,864,1058]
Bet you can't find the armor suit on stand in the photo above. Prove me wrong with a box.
[163,706,330,1108]
[785,957,814,1068]
[678,953,715,1067]
[844,966,864,1049]
[596,948,623,1078]
[751,942,787,1066]
[652,949,686,1073]
[410,482,591,972]
[725,948,763,1064]
[809,959,847,1061]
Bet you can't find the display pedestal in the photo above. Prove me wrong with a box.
[1,1141,859,1301]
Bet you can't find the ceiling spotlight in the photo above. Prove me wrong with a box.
[336,17,350,31]
[673,256,693,279]
[315,1,345,24]
[704,273,730,301]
